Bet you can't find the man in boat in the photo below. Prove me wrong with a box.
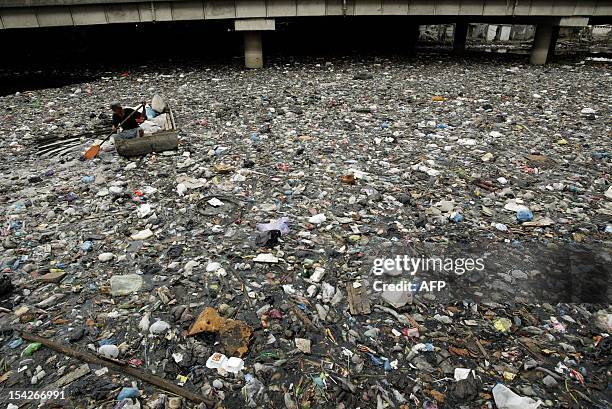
[110,101,147,140]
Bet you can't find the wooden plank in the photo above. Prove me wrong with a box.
[346,281,371,315]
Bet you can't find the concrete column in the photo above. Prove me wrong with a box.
[453,22,468,54]
[235,19,274,69]
[530,24,555,65]
[244,31,263,69]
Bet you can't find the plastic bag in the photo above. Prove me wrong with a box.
[492,384,542,409]
[242,374,264,408]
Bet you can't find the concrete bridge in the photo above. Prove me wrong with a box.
[1,1,610,67]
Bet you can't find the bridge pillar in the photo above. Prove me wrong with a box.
[244,31,263,69]
[235,18,275,69]
[453,22,469,54]
[530,24,556,65]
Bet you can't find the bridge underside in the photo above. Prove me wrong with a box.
[0,1,610,29]
[0,1,610,67]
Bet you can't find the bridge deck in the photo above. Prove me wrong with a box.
[0,1,610,30]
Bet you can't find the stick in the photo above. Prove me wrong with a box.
[534,366,563,381]
[289,303,316,330]
[17,331,214,406]
[467,332,489,361]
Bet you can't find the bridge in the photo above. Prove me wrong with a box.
[1,1,610,67]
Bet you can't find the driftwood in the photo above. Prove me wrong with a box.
[18,330,214,406]
[115,130,178,157]
[346,281,371,315]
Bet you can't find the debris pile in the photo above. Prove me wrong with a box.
[0,54,610,408]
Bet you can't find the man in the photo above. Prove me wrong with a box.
[110,101,147,140]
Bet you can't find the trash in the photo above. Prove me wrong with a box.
[423,400,439,409]
[492,384,542,409]
[206,353,227,369]
[130,228,154,240]
[255,217,290,247]
[149,320,170,335]
[481,152,494,162]
[242,374,264,407]
[594,310,612,332]
[117,387,140,400]
[8,339,23,349]
[454,368,473,381]
[255,230,281,247]
[494,318,513,332]
[97,344,119,359]
[295,338,311,354]
[402,328,419,338]
[110,274,143,296]
[256,217,290,235]
[341,174,356,184]
[580,107,595,115]
[1,54,610,409]
[81,240,93,251]
[253,253,279,263]
[495,223,508,231]
[17,331,212,405]
[450,212,464,223]
[522,217,555,227]
[213,163,234,174]
[452,371,480,401]
[98,252,114,262]
[308,214,327,224]
[22,342,42,356]
[222,357,245,374]
[0,274,14,296]
[542,375,558,388]
[308,267,326,282]
[434,314,453,324]
[137,203,152,219]
[516,207,534,223]
[37,270,67,283]
[347,281,371,315]
[188,307,252,357]
[207,197,224,207]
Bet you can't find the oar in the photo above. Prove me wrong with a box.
[83,103,144,160]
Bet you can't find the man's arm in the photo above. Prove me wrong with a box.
[112,115,120,133]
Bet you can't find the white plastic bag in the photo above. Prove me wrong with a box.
[492,384,542,409]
